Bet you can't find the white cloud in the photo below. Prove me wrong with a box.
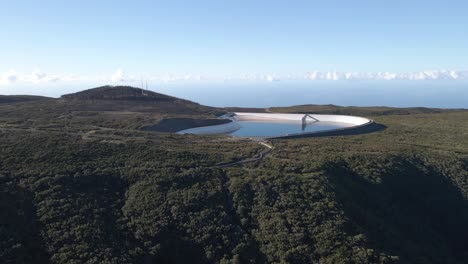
[110,68,136,83]
[304,70,468,81]
[326,72,343,81]
[28,69,61,83]
[265,74,280,82]
[306,71,320,80]
[382,72,397,80]
[232,73,281,82]
[1,68,468,87]
[0,69,19,84]
[32,70,47,80]
[0,69,92,86]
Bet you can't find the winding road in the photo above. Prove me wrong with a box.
[213,141,273,168]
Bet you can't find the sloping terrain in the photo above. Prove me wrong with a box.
[0,86,223,132]
[60,85,216,114]
[0,87,467,263]
[0,95,51,104]
[61,85,179,101]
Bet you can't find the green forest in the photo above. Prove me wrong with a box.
[1,86,467,264]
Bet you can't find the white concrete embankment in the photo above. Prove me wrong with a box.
[234,112,370,126]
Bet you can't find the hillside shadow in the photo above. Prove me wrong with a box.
[141,231,207,264]
[325,158,468,263]
[0,178,51,264]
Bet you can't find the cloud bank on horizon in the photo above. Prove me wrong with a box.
[1,69,468,86]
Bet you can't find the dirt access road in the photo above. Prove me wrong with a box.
[214,141,273,168]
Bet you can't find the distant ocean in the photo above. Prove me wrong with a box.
[156,81,468,109]
[4,81,467,109]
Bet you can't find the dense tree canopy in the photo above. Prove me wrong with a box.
[0,87,467,263]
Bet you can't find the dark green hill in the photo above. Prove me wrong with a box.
[0,86,223,131]
[61,85,178,101]
[0,95,51,104]
[58,86,216,114]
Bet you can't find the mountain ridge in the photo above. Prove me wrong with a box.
[61,85,180,101]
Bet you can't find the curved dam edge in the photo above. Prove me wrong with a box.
[176,115,241,135]
[234,112,370,125]
[177,112,383,138]
[270,121,386,139]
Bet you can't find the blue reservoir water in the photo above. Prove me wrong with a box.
[229,121,352,137]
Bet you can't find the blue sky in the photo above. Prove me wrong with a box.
[1,0,468,91]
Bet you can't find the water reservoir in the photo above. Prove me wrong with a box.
[177,113,373,139]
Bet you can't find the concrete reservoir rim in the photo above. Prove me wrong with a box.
[176,112,373,138]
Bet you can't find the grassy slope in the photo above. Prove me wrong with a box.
[0,95,51,104]
[0,88,467,263]
[61,85,180,100]
[0,86,223,132]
